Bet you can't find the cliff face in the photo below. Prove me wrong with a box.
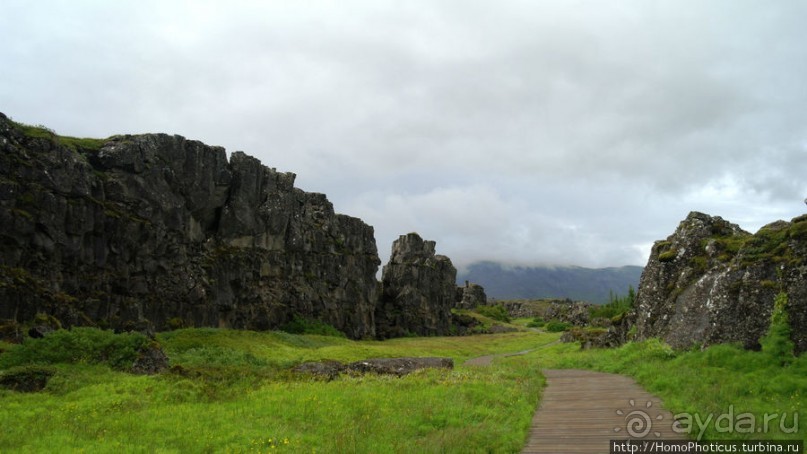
[635,211,807,353]
[0,114,380,338]
[376,233,458,338]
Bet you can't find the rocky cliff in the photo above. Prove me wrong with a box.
[635,211,807,353]
[376,233,458,338]
[0,114,380,338]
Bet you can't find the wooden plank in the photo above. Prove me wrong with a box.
[522,369,687,453]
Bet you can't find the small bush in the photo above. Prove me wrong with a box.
[0,328,149,370]
[526,317,545,328]
[545,321,572,332]
[280,316,346,338]
[474,304,511,323]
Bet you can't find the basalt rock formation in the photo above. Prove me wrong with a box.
[376,233,458,338]
[455,281,487,309]
[543,300,592,326]
[635,211,807,353]
[0,113,380,339]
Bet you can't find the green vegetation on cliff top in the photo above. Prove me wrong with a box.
[10,119,106,153]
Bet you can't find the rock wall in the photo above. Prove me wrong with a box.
[376,233,458,338]
[635,211,807,353]
[0,113,380,338]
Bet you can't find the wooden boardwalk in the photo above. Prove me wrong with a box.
[523,369,687,453]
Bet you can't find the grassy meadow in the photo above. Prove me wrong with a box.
[1,320,805,452]
[0,328,557,453]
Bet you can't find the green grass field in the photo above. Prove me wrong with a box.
[1,327,805,452]
[0,329,556,453]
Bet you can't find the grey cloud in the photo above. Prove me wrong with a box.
[2,0,806,269]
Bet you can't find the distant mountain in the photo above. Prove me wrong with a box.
[457,262,643,304]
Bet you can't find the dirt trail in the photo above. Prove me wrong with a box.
[522,369,686,453]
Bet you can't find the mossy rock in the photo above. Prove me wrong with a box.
[0,320,24,343]
[0,365,55,392]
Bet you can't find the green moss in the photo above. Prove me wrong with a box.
[0,266,36,288]
[789,218,807,240]
[711,235,748,258]
[10,208,33,220]
[658,249,678,262]
[32,312,62,329]
[691,256,708,273]
[739,222,799,267]
[11,119,105,153]
[760,280,778,290]
[168,317,185,330]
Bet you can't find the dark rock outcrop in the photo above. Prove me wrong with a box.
[498,298,591,321]
[561,312,636,349]
[293,357,454,379]
[291,360,347,380]
[375,233,458,338]
[449,311,483,335]
[455,281,487,309]
[347,357,454,376]
[499,300,547,318]
[635,211,807,353]
[0,366,55,392]
[544,300,592,326]
[0,113,380,339]
[131,343,170,375]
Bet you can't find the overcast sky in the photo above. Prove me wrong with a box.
[2,1,806,270]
